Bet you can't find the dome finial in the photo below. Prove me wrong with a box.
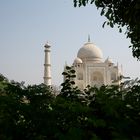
[88,34,90,42]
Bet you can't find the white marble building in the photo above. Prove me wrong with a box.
[72,38,122,89]
[44,43,52,86]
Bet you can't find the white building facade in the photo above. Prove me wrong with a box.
[72,39,122,89]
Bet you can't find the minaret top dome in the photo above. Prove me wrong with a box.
[44,42,51,48]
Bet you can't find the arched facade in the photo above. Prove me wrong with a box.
[70,39,122,89]
[90,71,104,86]
[111,72,116,81]
[77,73,83,80]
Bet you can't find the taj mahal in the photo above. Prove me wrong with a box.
[43,37,123,89]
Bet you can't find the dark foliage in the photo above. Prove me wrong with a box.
[73,0,140,60]
[0,71,140,140]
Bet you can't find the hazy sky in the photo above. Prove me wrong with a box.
[0,0,140,86]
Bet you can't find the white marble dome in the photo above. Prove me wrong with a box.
[73,57,83,64]
[77,42,103,60]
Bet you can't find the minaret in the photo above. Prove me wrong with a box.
[88,34,90,42]
[44,42,51,86]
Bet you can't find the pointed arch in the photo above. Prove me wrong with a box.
[90,71,104,86]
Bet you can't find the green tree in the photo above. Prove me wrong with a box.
[86,85,140,140]
[60,66,83,101]
[0,72,140,140]
[56,67,140,139]
[73,0,140,60]
[0,74,54,140]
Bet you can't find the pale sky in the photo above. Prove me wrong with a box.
[0,0,140,86]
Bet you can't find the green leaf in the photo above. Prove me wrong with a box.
[71,75,76,78]
[110,22,113,28]
[62,72,67,75]
[82,0,86,6]
[70,69,76,73]
[102,21,106,28]
[70,81,75,85]
[119,28,122,33]
[101,9,104,16]
[95,0,100,7]
[73,0,77,7]
[90,0,95,4]
[66,66,71,70]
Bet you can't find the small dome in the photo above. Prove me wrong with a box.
[44,42,51,49]
[77,42,103,60]
[105,57,113,64]
[73,57,83,64]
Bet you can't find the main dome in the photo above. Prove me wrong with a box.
[77,42,103,60]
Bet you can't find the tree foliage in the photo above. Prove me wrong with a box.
[0,71,140,140]
[73,0,140,60]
